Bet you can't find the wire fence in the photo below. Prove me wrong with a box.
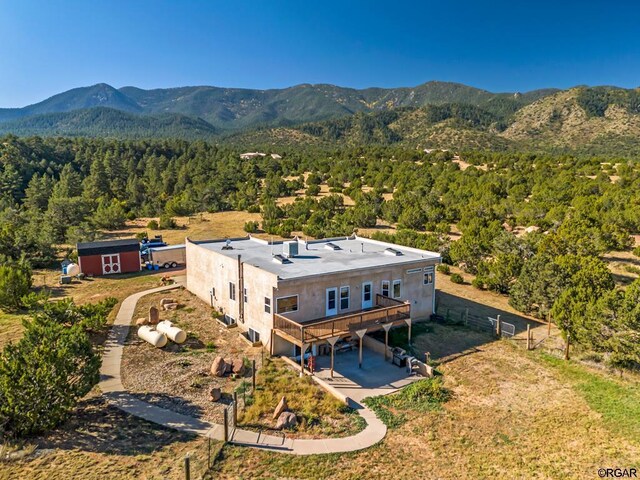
[433,306,495,334]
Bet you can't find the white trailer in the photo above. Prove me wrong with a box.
[149,244,186,269]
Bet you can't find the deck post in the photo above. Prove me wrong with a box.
[327,336,340,378]
[382,323,393,361]
[404,317,412,345]
[355,329,367,369]
[300,342,308,376]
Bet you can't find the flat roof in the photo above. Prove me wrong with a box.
[191,235,440,280]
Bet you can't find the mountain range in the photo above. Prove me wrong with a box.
[1,81,640,154]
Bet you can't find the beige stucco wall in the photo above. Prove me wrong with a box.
[274,259,438,323]
[185,240,279,350]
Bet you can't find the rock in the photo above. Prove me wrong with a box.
[135,317,148,326]
[148,306,160,324]
[211,356,227,377]
[209,387,221,402]
[275,411,297,430]
[163,303,179,311]
[231,358,246,376]
[272,396,288,420]
[160,298,176,306]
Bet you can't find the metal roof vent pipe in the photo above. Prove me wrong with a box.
[361,242,364,253]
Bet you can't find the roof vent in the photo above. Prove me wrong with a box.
[283,241,299,258]
[324,242,341,251]
[221,239,233,250]
[384,247,403,256]
[272,254,291,264]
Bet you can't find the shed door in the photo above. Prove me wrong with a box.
[101,254,121,275]
[326,287,338,317]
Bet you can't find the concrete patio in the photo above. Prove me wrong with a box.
[313,347,421,402]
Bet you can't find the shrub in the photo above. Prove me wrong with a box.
[146,219,159,230]
[126,211,137,221]
[305,184,321,196]
[450,273,464,284]
[159,215,178,229]
[243,221,260,234]
[471,277,485,290]
[436,264,450,275]
[0,316,100,438]
[0,261,32,312]
[633,246,640,258]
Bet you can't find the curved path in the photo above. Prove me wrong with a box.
[99,284,387,455]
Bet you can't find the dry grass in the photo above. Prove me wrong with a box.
[603,250,640,287]
[105,211,263,244]
[0,394,217,480]
[211,340,640,479]
[238,358,363,438]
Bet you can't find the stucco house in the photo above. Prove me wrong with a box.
[186,235,440,365]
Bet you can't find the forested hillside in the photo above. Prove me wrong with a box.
[1,134,640,369]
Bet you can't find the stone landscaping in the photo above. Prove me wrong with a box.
[121,288,262,424]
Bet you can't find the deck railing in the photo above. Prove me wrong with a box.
[273,295,410,344]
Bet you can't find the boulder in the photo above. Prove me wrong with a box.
[148,306,160,324]
[211,356,227,377]
[272,396,288,420]
[275,411,297,430]
[135,317,148,326]
[231,358,246,376]
[160,298,176,306]
[163,303,179,311]
[209,387,221,402]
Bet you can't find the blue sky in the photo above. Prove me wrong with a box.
[1,0,639,107]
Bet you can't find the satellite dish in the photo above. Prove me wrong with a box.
[225,239,231,247]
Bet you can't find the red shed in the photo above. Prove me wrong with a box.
[77,238,141,276]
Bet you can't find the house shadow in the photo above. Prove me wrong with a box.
[378,291,546,363]
[34,396,199,456]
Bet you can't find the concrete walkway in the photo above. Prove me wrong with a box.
[99,284,387,455]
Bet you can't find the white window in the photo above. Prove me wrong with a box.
[276,295,299,314]
[248,328,260,343]
[392,279,402,299]
[340,286,350,310]
[424,267,434,285]
[229,282,236,301]
[264,297,271,313]
[243,287,248,303]
[381,280,390,297]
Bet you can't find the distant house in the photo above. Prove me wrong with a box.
[186,235,440,361]
[77,238,141,276]
[239,152,282,160]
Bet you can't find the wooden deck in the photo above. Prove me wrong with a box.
[273,295,410,345]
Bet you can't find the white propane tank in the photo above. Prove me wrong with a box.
[156,320,187,344]
[138,325,168,348]
[66,263,81,276]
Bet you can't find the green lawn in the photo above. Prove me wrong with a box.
[536,352,640,444]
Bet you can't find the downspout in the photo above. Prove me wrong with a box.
[238,254,244,324]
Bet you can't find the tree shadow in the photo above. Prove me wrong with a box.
[33,396,197,456]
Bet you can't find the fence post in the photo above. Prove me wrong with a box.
[526,324,531,350]
[208,437,211,470]
[233,391,238,427]
[565,334,571,360]
[223,408,229,442]
[496,314,501,337]
[252,359,256,392]
[465,308,469,326]
[547,312,552,336]
[184,454,191,480]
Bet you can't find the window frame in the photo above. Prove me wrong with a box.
[229,281,236,301]
[339,286,350,311]
[243,287,248,303]
[381,280,390,297]
[276,294,299,314]
[423,267,434,286]
[392,279,402,299]
[264,297,271,314]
